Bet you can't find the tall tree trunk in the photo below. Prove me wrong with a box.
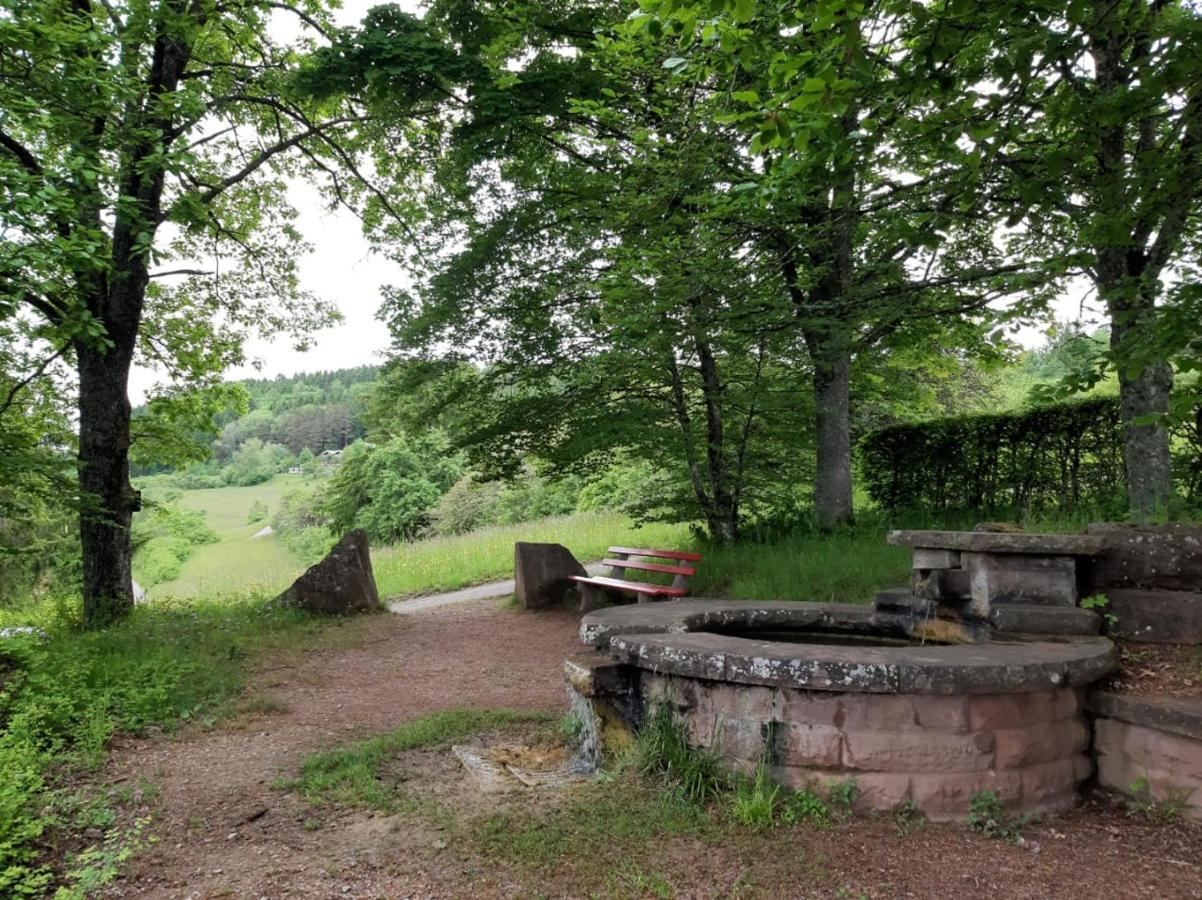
[812,349,853,528]
[1089,9,1183,517]
[695,332,739,544]
[76,338,140,628]
[667,350,739,545]
[1106,289,1175,516]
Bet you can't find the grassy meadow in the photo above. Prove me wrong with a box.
[371,514,693,597]
[138,477,698,601]
[142,475,310,599]
[140,474,918,605]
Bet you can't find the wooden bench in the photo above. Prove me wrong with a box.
[571,546,703,612]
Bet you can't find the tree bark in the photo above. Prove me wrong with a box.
[695,331,739,544]
[666,350,739,545]
[812,349,854,528]
[76,339,140,628]
[1088,5,1185,518]
[1106,290,1175,516]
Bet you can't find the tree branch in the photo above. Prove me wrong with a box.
[0,128,43,175]
[0,343,68,418]
[189,116,361,207]
[149,268,215,278]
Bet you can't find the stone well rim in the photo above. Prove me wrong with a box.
[580,599,1116,695]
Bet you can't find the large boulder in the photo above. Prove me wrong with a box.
[514,542,586,610]
[276,529,383,615]
[1083,523,1202,592]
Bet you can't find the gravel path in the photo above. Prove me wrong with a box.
[386,562,606,614]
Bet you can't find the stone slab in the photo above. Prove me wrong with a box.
[964,552,1077,613]
[1092,715,1202,823]
[514,542,586,610]
[913,568,972,602]
[275,529,382,615]
[889,530,1104,556]
[563,653,636,700]
[1088,691,1202,743]
[873,588,933,614]
[1083,523,1202,592]
[1101,588,1202,644]
[912,548,962,569]
[988,604,1100,636]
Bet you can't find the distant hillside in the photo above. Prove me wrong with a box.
[132,366,382,479]
[212,365,380,459]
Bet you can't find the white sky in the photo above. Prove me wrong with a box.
[130,0,407,404]
[129,1,1103,403]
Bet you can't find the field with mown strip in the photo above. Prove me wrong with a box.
[139,475,312,599]
[142,478,921,606]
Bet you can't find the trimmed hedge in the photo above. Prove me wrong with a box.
[860,397,1128,513]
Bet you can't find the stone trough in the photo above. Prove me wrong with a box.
[570,599,1115,820]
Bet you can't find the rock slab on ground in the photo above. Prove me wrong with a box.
[514,542,585,610]
[276,529,382,615]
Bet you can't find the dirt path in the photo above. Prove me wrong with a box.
[97,599,1202,900]
[101,599,581,899]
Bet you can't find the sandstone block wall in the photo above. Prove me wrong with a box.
[1094,718,1202,823]
[643,673,1092,821]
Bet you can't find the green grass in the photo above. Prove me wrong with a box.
[370,513,693,598]
[286,706,849,894]
[172,475,303,532]
[153,532,303,599]
[137,475,313,600]
[0,591,342,895]
[692,530,911,603]
[289,707,716,880]
[142,479,697,601]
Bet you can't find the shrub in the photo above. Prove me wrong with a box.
[426,476,504,536]
[130,499,218,588]
[860,397,1129,514]
[280,527,335,565]
[132,537,192,586]
[322,435,464,543]
[576,458,666,516]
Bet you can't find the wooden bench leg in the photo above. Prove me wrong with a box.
[636,591,653,604]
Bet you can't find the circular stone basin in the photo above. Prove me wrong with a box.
[576,599,1117,819]
[581,599,1115,694]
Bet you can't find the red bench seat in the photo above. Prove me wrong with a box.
[572,546,703,611]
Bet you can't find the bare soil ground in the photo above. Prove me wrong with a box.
[98,599,1202,900]
[1106,640,1202,699]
